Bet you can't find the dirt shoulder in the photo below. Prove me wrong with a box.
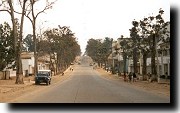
[96,68,170,97]
[0,67,73,103]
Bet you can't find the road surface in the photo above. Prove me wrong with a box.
[12,56,170,103]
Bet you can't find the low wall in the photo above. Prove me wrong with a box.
[0,71,4,79]
[0,71,10,80]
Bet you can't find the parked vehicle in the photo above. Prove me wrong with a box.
[35,70,52,85]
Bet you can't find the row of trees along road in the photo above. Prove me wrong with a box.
[86,37,113,68]
[35,26,81,74]
[0,0,81,84]
[86,8,170,81]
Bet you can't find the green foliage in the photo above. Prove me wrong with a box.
[0,22,15,70]
[86,37,112,63]
[37,26,81,70]
[129,8,170,76]
[23,34,34,52]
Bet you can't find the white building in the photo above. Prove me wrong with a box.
[21,52,35,76]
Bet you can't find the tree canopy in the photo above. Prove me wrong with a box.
[0,22,15,70]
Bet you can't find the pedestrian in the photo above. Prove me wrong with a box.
[147,72,150,79]
[124,74,126,82]
[165,72,168,79]
[128,72,132,82]
[133,73,137,82]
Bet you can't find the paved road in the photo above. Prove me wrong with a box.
[13,56,170,103]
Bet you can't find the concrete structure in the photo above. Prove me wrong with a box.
[21,52,35,76]
[38,54,51,70]
[21,52,57,76]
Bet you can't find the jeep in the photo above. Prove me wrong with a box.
[35,70,52,85]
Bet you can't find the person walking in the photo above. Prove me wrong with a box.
[133,73,137,82]
[128,72,132,82]
[124,73,126,82]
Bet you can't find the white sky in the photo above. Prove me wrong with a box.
[0,0,170,53]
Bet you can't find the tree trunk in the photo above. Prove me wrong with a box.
[8,0,17,54]
[133,48,138,73]
[31,0,38,76]
[16,1,27,84]
[123,53,127,75]
[31,20,38,75]
[57,54,60,73]
[151,34,157,78]
[142,52,147,80]
[15,51,24,84]
[8,1,18,82]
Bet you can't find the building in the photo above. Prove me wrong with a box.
[21,52,34,76]
[38,54,51,70]
[21,52,57,76]
[108,21,170,79]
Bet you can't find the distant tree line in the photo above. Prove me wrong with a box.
[86,37,112,67]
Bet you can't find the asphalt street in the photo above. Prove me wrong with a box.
[12,56,170,103]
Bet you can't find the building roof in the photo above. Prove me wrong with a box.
[21,52,34,59]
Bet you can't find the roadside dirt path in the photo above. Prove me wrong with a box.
[96,68,170,97]
[0,67,73,103]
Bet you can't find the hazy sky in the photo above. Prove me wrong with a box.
[0,0,170,53]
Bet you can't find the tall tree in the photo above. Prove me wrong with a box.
[102,37,113,67]
[119,35,132,75]
[0,0,27,84]
[129,20,140,74]
[86,37,112,67]
[15,0,28,84]
[39,26,81,73]
[86,38,102,64]
[0,22,15,70]
[23,0,56,75]
[138,8,169,79]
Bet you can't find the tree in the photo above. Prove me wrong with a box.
[0,0,27,84]
[137,17,153,80]
[0,1,17,51]
[129,20,140,74]
[39,26,81,73]
[128,8,170,80]
[119,35,132,75]
[86,38,102,65]
[138,8,169,80]
[101,37,113,68]
[86,37,112,67]
[0,22,15,70]
[24,0,56,75]
[15,0,28,84]
[23,34,34,52]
